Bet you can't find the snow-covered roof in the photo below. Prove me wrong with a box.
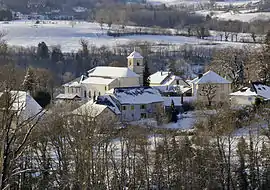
[252,83,270,100]
[63,81,81,87]
[96,95,121,115]
[149,71,187,86]
[88,66,139,78]
[72,100,108,117]
[230,87,256,97]
[63,75,87,87]
[127,50,143,59]
[81,77,116,85]
[191,70,231,84]
[162,75,184,86]
[107,87,164,104]
[0,91,42,119]
[149,71,170,84]
[230,83,270,100]
[56,93,81,100]
[153,85,191,94]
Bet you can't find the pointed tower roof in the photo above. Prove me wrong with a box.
[127,50,143,59]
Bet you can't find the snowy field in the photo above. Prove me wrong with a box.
[0,20,205,52]
[0,20,253,52]
[147,0,209,6]
[196,10,270,22]
[147,0,261,6]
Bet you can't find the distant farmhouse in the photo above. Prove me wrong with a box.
[230,82,270,106]
[190,70,232,104]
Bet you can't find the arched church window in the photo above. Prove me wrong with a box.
[88,91,91,98]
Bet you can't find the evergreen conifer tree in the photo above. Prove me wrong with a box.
[37,42,49,59]
[22,68,35,94]
[170,100,178,123]
[33,90,51,108]
[143,60,151,86]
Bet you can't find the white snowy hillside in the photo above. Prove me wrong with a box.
[147,0,260,6]
[0,20,254,52]
[147,0,209,6]
[196,10,270,22]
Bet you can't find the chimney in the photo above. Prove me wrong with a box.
[198,74,203,79]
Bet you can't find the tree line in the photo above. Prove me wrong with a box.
[93,4,270,35]
[0,39,212,90]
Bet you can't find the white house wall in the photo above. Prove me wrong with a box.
[81,83,108,99]
[118,77,140,87]
[120,102,163,122]
[230,95,255,105]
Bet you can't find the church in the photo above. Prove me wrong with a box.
[56,50,145,101]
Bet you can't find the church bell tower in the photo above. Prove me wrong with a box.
[127,49,144,86]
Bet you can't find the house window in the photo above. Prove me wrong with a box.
[129,60,132,66]
[140,104,146,109]
[141,113,147,118]
[137,62,140,66]
[131,105,134,110]
[122,106,126,110]
[176,80,179,85]
[88,91,91,98]
[75,88,78,93]
[84,91,87,98]
[71,88,74,93]
[105,86,107,91]
[98,92,101,96]
[67,88,70,93]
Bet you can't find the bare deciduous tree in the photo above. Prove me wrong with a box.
[199,83,217,106]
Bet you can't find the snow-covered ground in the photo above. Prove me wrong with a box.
[0,20,203,52]
[0,20,254,52]
[196,10,270,22]
[147,0,209,6]
[164,111,197,130]
[147,0,261,7]
[215,0,261,6]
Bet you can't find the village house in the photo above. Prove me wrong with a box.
[0,91,43,121]
[230,82,270,106]
[56,75,87,102]
[149,71,187,87]
[56,50,144,101]
[72,95,121,125]
[190,70,232,104]
[149,71,192,105]
[106,87,164,122]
